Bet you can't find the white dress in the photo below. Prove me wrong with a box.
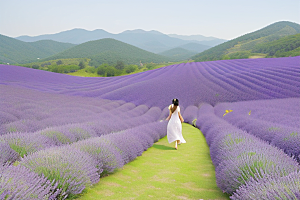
[167,105,186,144]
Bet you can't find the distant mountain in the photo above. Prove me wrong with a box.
[43,38,170,66]
[16,28,112,44]
[0,34,75,64]
[192,21,300,62]
[177,43,211,53]
[168,34,227,46]
[168,34,220,41]
[15,29,216,53]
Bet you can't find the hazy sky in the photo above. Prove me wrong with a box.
[1,0,299,40]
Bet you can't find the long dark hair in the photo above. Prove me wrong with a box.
[171,98,179,113]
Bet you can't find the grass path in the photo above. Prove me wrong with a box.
[75,123,230,200]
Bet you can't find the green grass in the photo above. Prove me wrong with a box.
[74,123,229,200]
[67,68,100,77]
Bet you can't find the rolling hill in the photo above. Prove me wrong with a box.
[158,42,211,61]
[192,21,300,61]
[16,29,220,53]
[178,42,211,53]
[43,38,171,66]
[158,47,197,61]
[252,33,300,57]
[0,34,75,64]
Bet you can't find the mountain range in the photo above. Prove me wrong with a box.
[0,34,75,64]
[42,38,170,66]
[1,21,300,66]
[15,29,225,53]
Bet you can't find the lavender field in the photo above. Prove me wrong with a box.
[0,56,300,199]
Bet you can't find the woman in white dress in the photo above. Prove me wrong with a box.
[166,98,186,150]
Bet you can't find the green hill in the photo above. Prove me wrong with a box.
[0,34,75,64]
[43,38,171,66]
[192,21,300,61]
[159,47,197,61]
[252,33,300,57]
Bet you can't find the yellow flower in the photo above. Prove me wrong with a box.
[223,109,233,117]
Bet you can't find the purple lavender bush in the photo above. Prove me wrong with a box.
[214,98,300,162]
[20,146,99,199]
[231,171,300,200]
[215,141,300,194]
[271,127,300,162]
[182,105,198,126]
[0,142,20,166]
[0,132,55,157]
[197,104,300,195]
[0,164,61,200]
[72,137,124,175]
[38,123,98,145]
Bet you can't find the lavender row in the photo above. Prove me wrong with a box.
[0,85,126,134]
[0,121,167,199]
[0,105,162,166]
[0,164,62,200]
[214,98,300,161]
[1,57,299,109]
[182,105,198,126]
[231,171,300,200]
[195,103,300,197]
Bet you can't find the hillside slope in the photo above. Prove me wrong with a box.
[192,21,300,61]
[0,34,75,64]
[43,38,170,65]
[252,33,300,57]
[159,47,197,61]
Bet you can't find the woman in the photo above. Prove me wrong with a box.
[166,98,186,150]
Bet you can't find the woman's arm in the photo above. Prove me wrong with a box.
[166,109,172,121]
[178,112,184,123]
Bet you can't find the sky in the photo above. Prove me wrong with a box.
[1,0,299,40]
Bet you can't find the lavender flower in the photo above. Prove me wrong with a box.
[0,142,19,166]
[20,146,99,198]
[72,137,123,175]
[231,171,300,200]
[197,103,300,195]
[182,105,198,126]
[0,164,61,200]
[214,98,300,161]
[0,132,55,157]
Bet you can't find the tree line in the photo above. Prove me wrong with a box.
[21,59,160,77]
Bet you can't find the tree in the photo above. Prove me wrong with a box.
[146,63,155,70]
[85,66,96,73]
[97,65,106,76]
[106,66,116,77]
[32,65,39,69]
[56,60,63,65]
[115,61,125,70]
[124,65,137,73]
[41,62,51,67]
[79,61,85,69]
